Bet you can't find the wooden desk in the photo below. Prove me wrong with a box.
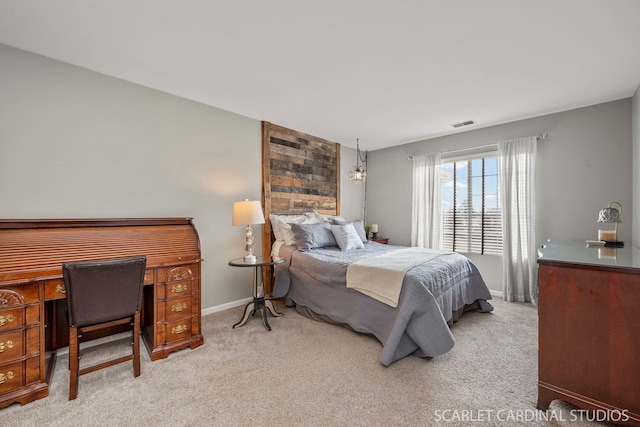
[537,241,640,426]
[0,218,204,408]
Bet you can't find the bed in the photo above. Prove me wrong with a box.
[268,213,493,366]
[260,122,493,366]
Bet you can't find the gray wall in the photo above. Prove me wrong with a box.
[3,43,634,302]
[0,44,363,312]
[366,99,634,293]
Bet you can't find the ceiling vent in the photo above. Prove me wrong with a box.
[451,120,476,128]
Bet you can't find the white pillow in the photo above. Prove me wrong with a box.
[312,212,346,223]
[269,213,320,245]
[269,214,312,242]
[331,223,365,251]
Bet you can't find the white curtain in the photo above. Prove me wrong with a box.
[498,137,537,304]
[411,153,441,248]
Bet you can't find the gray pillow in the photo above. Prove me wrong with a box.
[331,219,368,243]
[290,222,337,251]
[331,223,365,251]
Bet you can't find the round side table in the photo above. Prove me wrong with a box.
[228,256,285,331]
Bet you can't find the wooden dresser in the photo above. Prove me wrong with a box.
[0,218,204,408]
[537,241,640,426]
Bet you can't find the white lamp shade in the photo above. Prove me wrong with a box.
[232,200,265,225]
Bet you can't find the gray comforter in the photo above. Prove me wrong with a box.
[273,242,493,366]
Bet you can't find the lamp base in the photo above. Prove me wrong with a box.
[244,254,257,263]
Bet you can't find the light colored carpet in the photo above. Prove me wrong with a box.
[3,298,611,426]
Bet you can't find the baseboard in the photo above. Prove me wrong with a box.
[201,296,253,316]
[490,289,504,298]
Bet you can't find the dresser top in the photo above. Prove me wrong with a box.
[538,240,640,271]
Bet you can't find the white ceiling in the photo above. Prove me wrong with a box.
[1,1,640,151]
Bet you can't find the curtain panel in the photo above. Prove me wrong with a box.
[498,137,537,304]
[411,153,441,249]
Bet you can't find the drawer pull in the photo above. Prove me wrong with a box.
[0,314,14,327]
[171,303,187,313]
[0,371,14,384]
[171,284,188,293]
[171,324,187,335]
[56,284,66,294]
[0,340,13,353]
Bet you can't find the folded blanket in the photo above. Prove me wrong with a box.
[346,247,444,307]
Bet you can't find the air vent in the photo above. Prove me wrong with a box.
[451,120,476,128]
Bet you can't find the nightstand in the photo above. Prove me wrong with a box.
[229,256,285,331]
[370,237,389,244]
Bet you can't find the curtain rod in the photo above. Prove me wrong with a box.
[406,133,548,160]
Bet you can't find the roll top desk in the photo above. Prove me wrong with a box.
[0,218,204,408]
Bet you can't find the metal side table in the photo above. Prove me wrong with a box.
[228,256,285,331]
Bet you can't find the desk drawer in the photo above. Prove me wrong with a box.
[0,330,24,361]
[157,265,199,298]
[144,269,154,285]
[164,319,192,343]
[0,308,24,331]
[165,297,192,323]
[0,284,39,305]
[44,279,66,300]
[0,355,40,394]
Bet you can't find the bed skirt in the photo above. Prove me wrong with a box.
[288,298,493,333]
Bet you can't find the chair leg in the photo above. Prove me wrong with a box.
[133,312,141,378]
[69,326,80,400]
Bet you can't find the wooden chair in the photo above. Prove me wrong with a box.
[62,256,146,400]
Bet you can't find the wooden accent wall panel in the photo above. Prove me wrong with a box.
[262,122,340,291]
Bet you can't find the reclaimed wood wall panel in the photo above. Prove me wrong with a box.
[262,122,340,291]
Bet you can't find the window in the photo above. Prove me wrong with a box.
[440,154,502,255]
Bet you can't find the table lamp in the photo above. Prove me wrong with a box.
[371,224,378,239]
[597,201,623,247]
[232,199,265,262]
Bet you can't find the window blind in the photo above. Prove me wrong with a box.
[440,155,502,255]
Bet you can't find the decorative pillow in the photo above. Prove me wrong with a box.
[269,213,315,243]
[290,222,337,251]
[331,219,368,243]
[331,223,365,251]
[280,218,320,246]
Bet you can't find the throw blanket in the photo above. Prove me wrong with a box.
[346,247,443,307]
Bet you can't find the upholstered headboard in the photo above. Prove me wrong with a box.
[261,121,341,290]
